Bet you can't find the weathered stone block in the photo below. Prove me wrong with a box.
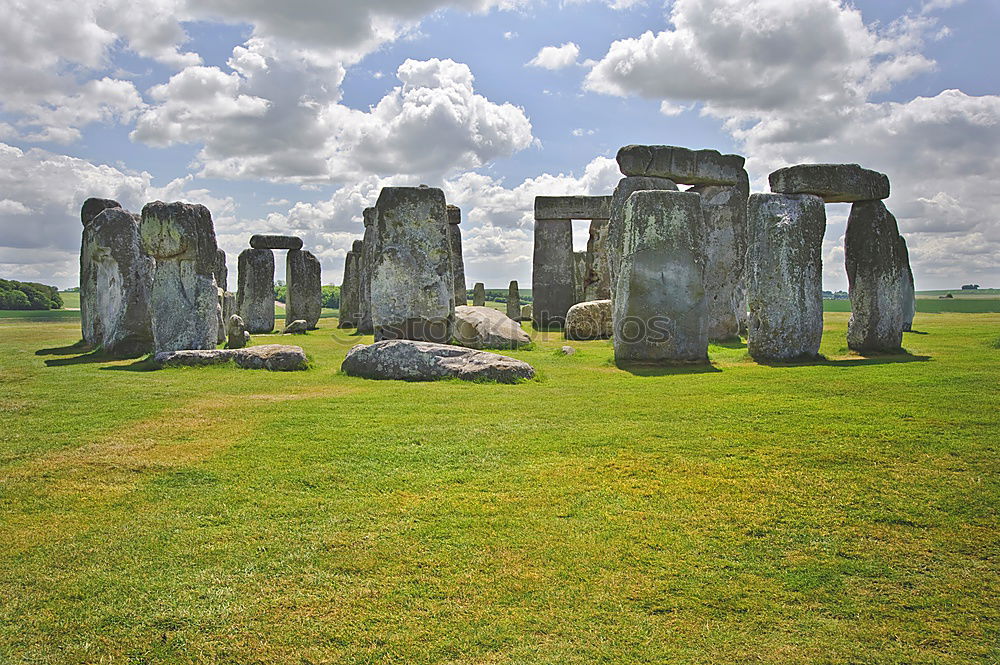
[746,193,827,361]
[286,248,322,329]
[447,205,467,309]
[506,280,521,321]
[613,190,709,363]
[532,219,575,326]
[339,250,360,329]
[534,196,611,221]
[358,207,377,333]
[472,282,486,307]
[226,314,250,349]
[616,145,745,186]
[565,299,612,341]
[156,344,307,371]
[250,234,303,250]
[607,176,678,293]
[846,200,906,352]
[769,163,889,203]
[80,197,123,347]
[214,248,228,292]
[454,305,531,350]
[237,248,275,334]
[584,220,611,301]
[898,235,916,333]
[574,251,587,304]
[342,339,534,383]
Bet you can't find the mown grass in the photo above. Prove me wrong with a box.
[823,298,1000,313]
[0,312,998,664]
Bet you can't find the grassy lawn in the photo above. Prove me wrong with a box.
[823,298,1000,313]
[0,312,997,664]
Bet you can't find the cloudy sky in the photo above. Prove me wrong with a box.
[1,0,997,290]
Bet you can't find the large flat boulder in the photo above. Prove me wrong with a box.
[454,305,530,350]
[565,299,612,340]
[769,164,889,203]
[155,344,307,370]
[616,145,745,186]
[342,339,535,383]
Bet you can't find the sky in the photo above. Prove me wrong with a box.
[0,0,997,291]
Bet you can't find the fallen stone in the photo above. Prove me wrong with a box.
[283,319,309,335]
[341,339,534,383]
[155,344,307,371]
[250,234,303,250]
[454,305,531,350]
[614,190,708,364]
[140,201,220,353]
[286,248,322,329]
[565,299,612,340]
[769,163,890,203]
[846,200,906,352]
[506,281,521,321]
[560,345,576,355]
[607,176,678,293]
[226,314,250,349]
[237,248,275,334]
[532,218,575,326]
[534,195,611,220]
[472,282,486,307]
[746,193,827,361]
[616,145,745,186]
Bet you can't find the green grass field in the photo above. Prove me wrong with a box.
[1,312,997,664]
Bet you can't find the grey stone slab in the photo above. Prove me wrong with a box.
[156,344,307,370]
[607,176,678,294]
[769,163,889,203]
[286,249,322,329]
[532,219,575,326]
[237,248,275,334]
[616,145,745,186]
[565,299,612,341]
[846,200,906,352]
[250,234,303,250]
[534,195,611,221]
[506,280,521,321]
[342,339,534,383]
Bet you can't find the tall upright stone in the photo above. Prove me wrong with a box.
[607,176,678,295]
[613,190,708,364]
[237,248,275,334]
[370,186,454,343]
[472,282,486,307]
[139,201,220,353]
[573,251,588,304]
[532,219,575,326]
[358,207,377,334]
[506,281,521,321]
[584,220,611,301]
[898,235,916,332]
[214,249,228,292]
[689,170,750,341]
[80,197,122,347]
[286,248,322,329]
[846,200,906,353]
[447,205,467,308]
[216,288,226,345]
[746,193,827,361]
[82,207,154,357]
[339,249,359,329]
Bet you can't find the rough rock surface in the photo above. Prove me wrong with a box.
[447,205,467,309]
[370,187,454,343]
[520,304,532,321]
[584,220,611,301]
[565,299,612,340]
[339,249,360,328]
[769,164,890,203]
[573,251,588,304]
[690,172,750,341]
[286,248,322,329]
[222,291,236,323]
[216,288,226,344]
[250,234,303,250]
[898,235,916,332]
[607,176,678,292]
[80,197,123,346]
[616,145,745,186]
[532,218,575,326]
[746,193,827,361]
[454,305,531,350]
[226,314,250,349]
[283,319,309,335]
[140,201,220,353]
[846,200,906,352]
[358,207,377,333]
[506,281,521,320]
[560,345,576,355]
[341,339,534,383]
[237,248,275,334]
[156,344,307,371]
[534,196,611,220]
[214,249,228,292]
[82,207,154,357]
[614,190,708,364]
[472,282,486,307]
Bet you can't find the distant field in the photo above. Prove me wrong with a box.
[825,299,1000,314]
[917,288,999,299]
[58,291,80,309]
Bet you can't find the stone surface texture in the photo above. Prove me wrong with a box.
[520,304,533,321]
[846,200,906,352]
[616,145,746,186]
[283,319,309,335]
[506,281,521,320]
[214,248,228,292]
[156,344,307,371]
[339,250,360,328]
[607,176,678,292]
[565,299,612,340]
[769,163,890,203]
[140,201,220,353]
[358,207,377,333]
[573,251,588,304]
[584,220,611,301]
[898,235,916,332]
[472,282,486,307]
[237,248,275,334]
[746,193,827,361]
[370,187,454,343]
[341,339,534,383]
[454,305,531,350]
[225,314,250,349]
[447,205,467,309]
[250,234,303,250]
[614,190,709,363]
[286,248,322,329]
[80,197,123,346]
[533,196,611,220]
[532,219,575,326]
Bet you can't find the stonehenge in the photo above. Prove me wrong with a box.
[506,281,521,321]
[238,248,275,334]
[584,220,610,301]
[139,201,220,353]
[607,176,678,289]
[339,248,360,328]
[80,197,124,347]
[454,305,531,350]
[251,234,303,251]
[286,248,322,329]
[769,164,890,203]
[448,205,467,308]
[357,207,377,333]
[845,201,906,352]
[214,249,228,292]
[226,314,250,349]
[342,339,534,383]
[616,145,746,187]
[472,282,486,307]
[565,299,612,341]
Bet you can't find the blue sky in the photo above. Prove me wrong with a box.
[0,0,997,291]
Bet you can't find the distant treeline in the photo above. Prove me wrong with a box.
[471,289,533,304]
[275,284,341,309]
[0,279,63,310]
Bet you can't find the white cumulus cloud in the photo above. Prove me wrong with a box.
[528,43,582,70]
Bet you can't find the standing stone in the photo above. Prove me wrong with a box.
[80,197,122,347]
[216,288,226,345]
[506,281,521,321]
[898,235,916,332]
[448,205,467,308]
[83,207,154,357]
[846,200,906,353]
[472,282,486,307]
[339,250,359,329]
[689,170,750,341]
[573,251,588,304]
[584,220,611,301]
[358,207,377,334]
[286,248,322,329]
[520,304,533,322]
[532,219,575,326]
[139,201,220,353]
[746,193,827,361]
[370,186,454,343]
[222,291,237,324]
[237,248,275,334]
[225,314,250,349]
[613,190,708,364]
[214,249,228,292]
[607,176,678,295]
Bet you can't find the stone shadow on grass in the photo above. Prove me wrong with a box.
[35,341,93,356]
[42,350,115,367]
[755,352,931,368]
[615,361,722,376]
[100,357,159,372]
